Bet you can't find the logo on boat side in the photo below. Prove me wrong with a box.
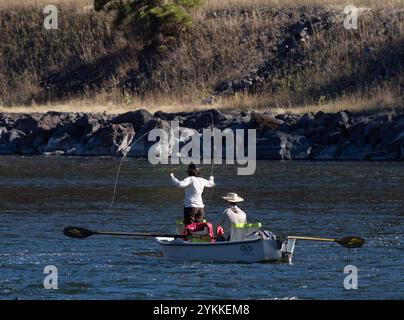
[147,120,256,175]
[240,245,254,254]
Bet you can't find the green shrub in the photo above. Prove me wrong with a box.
[94,0,203,47]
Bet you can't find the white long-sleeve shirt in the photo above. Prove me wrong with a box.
[170,175,215,208]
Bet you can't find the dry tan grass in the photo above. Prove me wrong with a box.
[0,0,92,8]
[204,0,404,10]
[1,0,402,9]
[1,89,402,115]
[217,88,404,113]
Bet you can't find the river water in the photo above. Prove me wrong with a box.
[0,156,403,300]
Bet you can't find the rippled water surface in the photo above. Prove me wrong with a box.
[0,156,403,299]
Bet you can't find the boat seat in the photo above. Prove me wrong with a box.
[230,222,262,241]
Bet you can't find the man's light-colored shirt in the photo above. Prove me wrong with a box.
[219,205,247,238]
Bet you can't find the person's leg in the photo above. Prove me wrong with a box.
[195,207,205,222]
[183,207,191,226]
[184,207,205,226]
[184,207,197,226]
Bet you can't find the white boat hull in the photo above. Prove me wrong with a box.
[156,237,296,263]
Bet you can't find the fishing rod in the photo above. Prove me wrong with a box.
[108,111,216,215]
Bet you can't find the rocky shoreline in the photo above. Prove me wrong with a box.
[0,109,403,160]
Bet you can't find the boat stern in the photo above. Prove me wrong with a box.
[280,238,296,263]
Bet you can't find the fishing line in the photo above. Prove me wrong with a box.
[107,129,154,214]
[107,156,125,214]
[203,111,215,215]
[107,111,216,215]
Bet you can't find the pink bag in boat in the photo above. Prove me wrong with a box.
[183,222,215,242]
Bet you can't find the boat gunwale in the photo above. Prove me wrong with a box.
[156,237,277,246]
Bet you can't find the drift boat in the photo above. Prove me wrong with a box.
[155,221,296,263]
[156,236,296,263]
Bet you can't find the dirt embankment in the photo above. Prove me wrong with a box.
[0,1,403,112]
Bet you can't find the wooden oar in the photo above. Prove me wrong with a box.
[63,226,187,239]
[287,235,365,248]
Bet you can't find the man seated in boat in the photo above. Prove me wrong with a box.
[170,163,215,226]
[218,193,247,241]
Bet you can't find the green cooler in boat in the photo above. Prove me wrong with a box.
[188,235,212,242]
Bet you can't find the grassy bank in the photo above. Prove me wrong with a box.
[0,0,403,114]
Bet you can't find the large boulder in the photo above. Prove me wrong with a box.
[77,123,135,156]
[0,129,26,154]
[0,127,11,154]
[127,118,170,157]
[274,113,299,132]
[182,109,227,130]
[75,113,103,135]
[256,131,311,160]
[38,112,62,131]
[15,115,41,135]
[41,123,86,154]
[281,133,311,160]
[110,109,153,130]
[326,129,344,145]
[334,111,351,129]
[310,111,329,128]
[248,112,283,134]
[154,111,173,121]
[0,127,7,139]
[0,113,18,129]
[294,113,314,129]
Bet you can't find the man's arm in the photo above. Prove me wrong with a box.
[218,209,228,227]
[170,173,191,188]
[204,176,215,188]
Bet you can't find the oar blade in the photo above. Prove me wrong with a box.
[338,236,365,248]
[63,226,95,239]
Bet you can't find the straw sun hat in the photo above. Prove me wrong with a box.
[221,193,244,203]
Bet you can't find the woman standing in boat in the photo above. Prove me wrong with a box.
[170,163,215,226]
